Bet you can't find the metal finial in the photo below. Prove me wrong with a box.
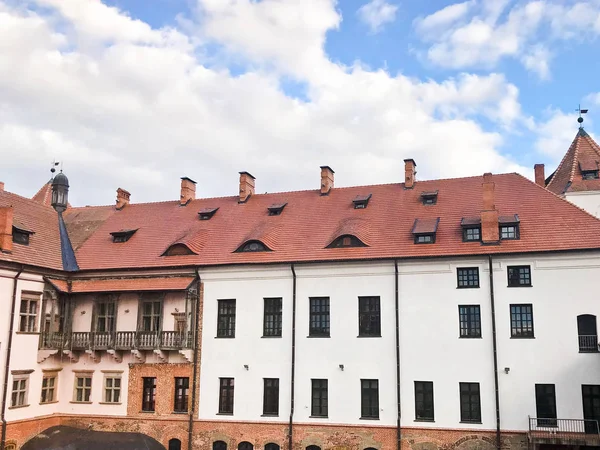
[577,104,588,128]
[50,160,60,174]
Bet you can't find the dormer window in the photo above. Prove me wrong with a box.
[236,240,270,252]
[461,218,481,242]
[327,234,367,248]
[268,203,287,216]
[499,215,520,240]
[12,225,34,246]
[198,207,219,220]
[412,218,439,244]
[580,161,599,180]
[163,244,196,256]
[110,229,137,243]
[353,194,372,209]
[420,191,438,205]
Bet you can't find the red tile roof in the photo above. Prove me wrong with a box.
[31,180,53,206]
[46,276,195,293]
[547,129,600,194]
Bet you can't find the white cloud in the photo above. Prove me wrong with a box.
[0,0,529,207]
[357,0,398,33]
[414,1,474,37]
[534,109,580,159]
[520,45,552,80]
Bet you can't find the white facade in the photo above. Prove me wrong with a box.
[565,191,600,218]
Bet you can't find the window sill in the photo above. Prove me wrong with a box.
[261,414,279,417]
[70,401,92,404]
[216,412,233,416]
[99,402,122,405]
[459,336,482,339]
[214,336,235,339]
[456,286,480,289]
[40,400,59,405]
[414,418,435,423]
[309,415,328,419]
[261,336,282,339]
[172,411,188,415]
[306,335,330,338]
[16,332,39,335]
[507,285,532,288]
[140,410,156,413]
[510,336,535,339]
[357,335,382,338]
[460,421,482,424]
[8,404,29,410]
[359,417,380,421]
[579,350,600,353]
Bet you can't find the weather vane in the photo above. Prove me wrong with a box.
[50,160,60,175]
[577,104,588,128]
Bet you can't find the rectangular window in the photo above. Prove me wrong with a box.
[11,376,28,407]
[263,298,282,337]
[415,381,434,421]
[500,225,519,240]
[73,374,92,403]
[309,297,330,337]
[463,227,481,242]
[219,378,234,414]
[510,304,534,338]
[263,378,279,416]
[141,300,161,332]
[457,268,480,288]
[459,305,482,338]
[535,384,557,427]
[40,374,57,404]
[360,379,379,419]
[104,375,121,404]
[459,382,481,423]
[508,265,531,287]
[358,296,381,337]
[174,377,189,412]
[96,300,116,333]
[217,299,236,338]
[142,377,156,411]
[311,379,328,417]
[19,295,39,332]
[415,234,434,244]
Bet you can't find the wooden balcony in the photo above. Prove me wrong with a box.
[39,331,193,351]
[528,417,600,446]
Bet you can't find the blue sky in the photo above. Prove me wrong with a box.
[1,0,600,204]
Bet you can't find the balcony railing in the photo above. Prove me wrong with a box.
[529,417,600,446]
[579,335,599,353]
[40,331,193,351]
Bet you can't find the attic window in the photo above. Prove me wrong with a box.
[12,226,34,246]
[198,207,219,220]
[412,218,439,245]
[461,218,481,242]
[499,215,520,240]
[421,191,438,205]
[268,203,287,216]
[580,161,599,180]
[236,240,270,253]
[327,234,367,248]
[163,244,196,256]
[110,229,137,243]
[352,194,372,209]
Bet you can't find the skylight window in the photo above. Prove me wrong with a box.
[420,191,438,205]
[235,240,271,252]
[163,244,196,256]
[352,194,372,209]
[198,207,219,220]
[327,234,367,248]
[110,229,137,243]
[268,203,287,216]
[12,225,34,246]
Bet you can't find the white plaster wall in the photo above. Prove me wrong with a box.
[565,192,600,217]
[116,293,138,331]
[0,269,21,417]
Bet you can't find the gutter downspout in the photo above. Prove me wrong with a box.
[394,260,401,450]
[1,266,23,450]
[188,271,201,450]
[488,255,501,450]
[288,264,297,450]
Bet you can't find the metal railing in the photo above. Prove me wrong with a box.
[579,335,599,353]
[529,417,600,445]
[40,331,193,351]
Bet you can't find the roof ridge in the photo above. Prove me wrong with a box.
[0,190,55,210]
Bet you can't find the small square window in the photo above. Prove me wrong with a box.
[457,268,479,288]
[463,227,481,242]
[415,234,435,244]
[508,266,531,287]
[500,225,519,240]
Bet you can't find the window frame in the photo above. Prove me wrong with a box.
[462,226,481,242]
[358,296,381,337]
[262,378,279,416]
[263,298,282,337]
[535,384,557,427]
[10,376,29,408]
[327,234,367,248]
[140,299,162,332]
[582,170,599,180]
[500,224,520,240]
[510,304,535,338]
[95,297,116,333]
[458,305,482,339]
[103,374,122,404]
[311,379,328,418]
[73,373,93,403]
[40,373,57,404]
[414,381,434,421]
[459,382,481,423]
[414,234,435,244]
[174,377,189,413]
[577,314,599,353]
[217,299,236,338]
[142,377,156,412]
[309,297,330,337]
[19,294,40,333]
[218,377,234,415]
[360,379,379,419]
[457,267,480,289]
[507,265,531,287]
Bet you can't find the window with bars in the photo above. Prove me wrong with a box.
[510,304,534,338]
[219,378,234,414]
[311,379,328,417]
[459,305,481,338]
[463,227,481,242]
[263,378,279,416]
[96,300,116,333]
[142,377,156,411]
[217,299,236,338]
[104,375,121,403]
[141,300,162,332]
[11,376,28,407]
[414,381,434,421]
[174,377,189,412]
[73,374,92,403]
[500,225,519,240]
[358,296,381,337]
[40,374,57,404]
[19,295,39,332]
[360,379,379,419]
[457,268,480,288]
[459,382,481,423]
[508,266,531,287]
[535,384,557,427]
[263,298,282,337]
[309,297,330,337]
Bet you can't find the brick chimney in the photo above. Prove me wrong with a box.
[481,173,499,244]
[116,188,131,210]
[534,164,545,187]
[320,166,334,195]
[404,159,416,189]
[180,177,196,206]
[239,172,255,203]
[0,206,13,253]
